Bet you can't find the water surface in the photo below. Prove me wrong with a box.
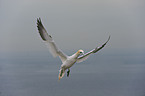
[0,51,145,96]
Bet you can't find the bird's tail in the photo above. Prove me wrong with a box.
[58,69,65,80]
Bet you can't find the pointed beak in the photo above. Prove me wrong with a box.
[82,51,85,55]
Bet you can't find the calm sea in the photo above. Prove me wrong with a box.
[0,51,145,96]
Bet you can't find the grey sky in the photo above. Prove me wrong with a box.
[0,0,145,53]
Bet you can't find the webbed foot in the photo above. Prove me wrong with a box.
[67,69,70,77]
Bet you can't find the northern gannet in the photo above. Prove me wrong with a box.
[37,18,110,80]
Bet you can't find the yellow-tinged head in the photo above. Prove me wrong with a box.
[77,49,84,55]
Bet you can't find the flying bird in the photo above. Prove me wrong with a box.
[37,18,110,80]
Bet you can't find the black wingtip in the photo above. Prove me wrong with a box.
[37,17,42,26]
[36,17,47,41]
[107,35,111,43]
[37,17,41,20]
[93,35,110,53]
[104,35,110,46]
[37,17,44,29]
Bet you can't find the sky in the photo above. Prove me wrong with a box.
[0,0,145,54]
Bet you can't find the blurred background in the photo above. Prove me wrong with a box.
[0,0,145,96]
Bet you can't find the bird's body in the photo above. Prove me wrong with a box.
[63,50,83,68]
[62,56,76,69]
[58,50,84,80]
[37,18,110,80]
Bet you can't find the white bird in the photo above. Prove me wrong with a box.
[37,18,110,80]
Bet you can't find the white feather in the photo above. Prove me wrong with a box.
[37,18,110,80]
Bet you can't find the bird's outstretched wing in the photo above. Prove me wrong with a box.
[77,36,110,63]
[37,18,67,63]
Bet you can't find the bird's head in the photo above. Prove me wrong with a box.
[77,49,84,55]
